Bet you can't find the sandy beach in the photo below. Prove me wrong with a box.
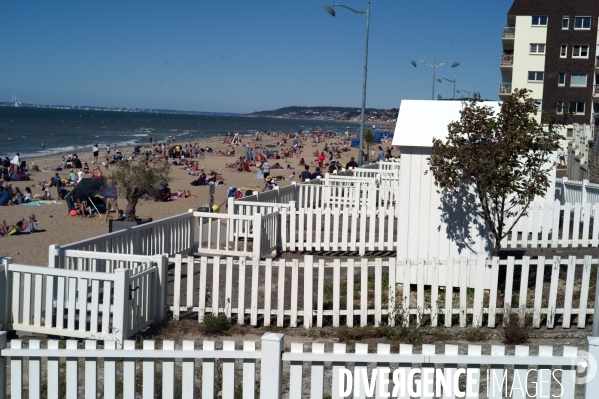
[1,132,396,266]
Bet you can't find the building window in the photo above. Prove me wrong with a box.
[560,45,568,58]
[532,16,548,26]
[528,71,544,82]
[572,45,589,58]
[530,44,545,54]
[567,128,574,137]
[557,101,564,114]
[571,73,587,86]
[558,73,566,86]
[562,16,570,29]
[574,16,591,29]
[569,102,585,114]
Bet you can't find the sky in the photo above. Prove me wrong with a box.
[0,0,514,114]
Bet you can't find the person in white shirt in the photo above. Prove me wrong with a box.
[11,153,20,173]
[558,149,566,167]
[77,170,84,182]
[40,187,52,200]
[92,144,99,164]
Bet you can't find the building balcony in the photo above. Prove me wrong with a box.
[594,85,599,96]
[595,57,599,68]
[502,27,515,39]
[499,83,512,95]
[501,54,513,67]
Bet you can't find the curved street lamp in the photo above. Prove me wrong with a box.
[324,2,370,166]
[456,89,472,99]
[411,59,459,100]
[436,77,456,100]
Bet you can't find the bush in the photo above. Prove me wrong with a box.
[200,313,232,335]
[462,327,487,342]
[503,314,530,344]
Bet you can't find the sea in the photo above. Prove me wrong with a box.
[0,107,362,159]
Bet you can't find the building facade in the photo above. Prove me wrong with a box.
[501,0,599,143]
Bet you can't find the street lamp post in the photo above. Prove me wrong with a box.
[324,2,370,167]
[436,77,456,100]
[456,89,472,99]
[410,59,460,100]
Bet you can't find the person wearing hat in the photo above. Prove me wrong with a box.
[346,156,358,169]
[262,176,276,192]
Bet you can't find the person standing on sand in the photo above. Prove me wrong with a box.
[107,145,110,155]
[92,144,99,164]
[41,142,45,149]
[104,185,119,223]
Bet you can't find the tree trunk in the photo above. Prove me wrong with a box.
[494,238,501,257]
[125,195,138,222]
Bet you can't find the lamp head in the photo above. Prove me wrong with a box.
[436,79,442,83]
[323,5,336,16]
[451,62,460,68]
[410,61,417,67]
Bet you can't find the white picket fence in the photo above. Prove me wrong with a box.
[168,254,598,329]
[0,331,589,399]
[56,210,195,259]
[555,177,599,206]
[501,201,599,249]
[1,255,168,345]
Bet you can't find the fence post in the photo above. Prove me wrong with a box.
[113,268,131,348]
[187,209,195,254]
[48,244,59,268]
[593,280,599,337]
[0,331,6,399]
[582,179,589,206]
[1,258,12,332]
[586,337,599,398]
[151,254,168,322]
[260,332,284,399]
[253,213,262,260]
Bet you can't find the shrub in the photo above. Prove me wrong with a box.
[200,313,232,335]
[503,314,530,344]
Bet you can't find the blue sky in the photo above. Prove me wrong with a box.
[0,0,513,113]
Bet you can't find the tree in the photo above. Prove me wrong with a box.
[363,128,375,161]
[428,89,564,255]
[109,161,171,221]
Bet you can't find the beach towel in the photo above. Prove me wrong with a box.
[20,202,42,206]
[256,169,264,179]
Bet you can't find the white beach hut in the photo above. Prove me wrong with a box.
[393,100,557,260]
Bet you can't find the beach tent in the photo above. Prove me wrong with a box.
[65,177,108,212]
[350,138,360,148]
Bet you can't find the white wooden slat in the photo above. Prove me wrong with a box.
[360,258,368,327]
[78,277,88,332]
[89,280,99,333]
[84,340,97,399]
[141,340,155,398]
[306,208,313,251]
[10,340,23,399]
[225,257,233,318]
[546,257,560,329]
[572,204,581,247]
[541,202,551,247]
[173,254,182,320]
[28,340,42,399]
[222,341,235,399]
[182,340,196,398]
[459,258,468,328]
[251,257,259,326]
[289,208,297,252]
[101,281,110,334]
[341,205,350,251]
[289,343,303,399]
[444,258,454,327]
[304,256,314,328]
[402,259,411,327]
[314,208,322,251]
[347,259,355,327]
[552,201,561,248]
[582,204,591,247]
[317,259,324,328]
[533,256,545,328]
[298,208,305,252]
[186,256,194,309]
[421,344,435,399]
[33,274,42,327]
[430,259,439,328]
[561,204,571,247]
[45,275,55,328]
[503,257,515,326]
[264,258,272,326]
[354,343,368,399]
[202,341,215,399]
[21,273,32,326]
[310,343,325,399]
[350,204,358,251]
[377,206,385,251]
[521,214,529,248]
[510,345,529,399]
[519,257,530,320]
[488,345,505,399]
[55,276,65,330]
[592,204,599,247]
[359,207,367,256]
[472,256,486,328]
[198,256,207,322]
[47,340,60,399]
[578,256,592,328]
[290,259,299,327]
[333,259,340,327]
[368,207,376,251]
[560,346,578,398]
[331,343,347,399]
[243,341,256,399]
[162,341,175,399]
[531,203,540,247]
[66,340,79,399]
[374,258,382,326]
[212,256,221,316]
[465,344,482,399]
[277,259,285,327]
[375,343,391,399]
[488,257,500,328]
[537,346,553,397]
[562,256,576,329]
[238,257,246,324]
[388,257,396,327]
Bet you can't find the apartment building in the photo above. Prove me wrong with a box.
[501,0,599,140]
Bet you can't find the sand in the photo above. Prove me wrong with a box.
[1,133,396,266]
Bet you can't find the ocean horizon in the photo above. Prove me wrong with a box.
[0,107,363,159]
